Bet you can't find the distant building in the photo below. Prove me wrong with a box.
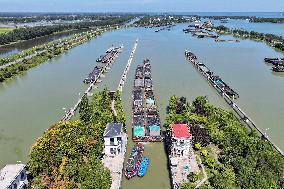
[0,164,28,189]
[170,124,192,157]
[103,123,126,156]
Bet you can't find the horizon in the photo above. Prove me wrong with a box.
[0,0,283,12]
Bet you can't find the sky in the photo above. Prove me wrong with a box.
[0,0,283,12]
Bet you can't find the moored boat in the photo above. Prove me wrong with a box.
[272,65,284,72]
[125,143,144,179]
[137,156,149,177]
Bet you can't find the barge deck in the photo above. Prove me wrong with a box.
[132,59,163,142]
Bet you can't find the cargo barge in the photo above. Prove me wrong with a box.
[185,50,239,99]
[132,59,163,142]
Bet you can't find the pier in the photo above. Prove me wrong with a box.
[61,45,123,121]
[117,39,138,92]
[185,50,284,157]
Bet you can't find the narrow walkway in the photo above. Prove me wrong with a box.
[195,156,207,188]
[111,100,118,118]
[117,39,138,92]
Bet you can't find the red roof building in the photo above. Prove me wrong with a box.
[171,124,191,138]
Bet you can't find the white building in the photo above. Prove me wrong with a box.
[103,123,126,156]
[170,124,192,157]
[0,164,28,189]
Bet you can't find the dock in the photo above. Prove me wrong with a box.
[117,39,139,92]
[60,45,123,121]
[185,50,284,157]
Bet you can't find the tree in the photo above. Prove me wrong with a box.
[79,95,92,124]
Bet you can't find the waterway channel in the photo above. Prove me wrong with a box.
[0,30,82,58]
[0,24,283,189]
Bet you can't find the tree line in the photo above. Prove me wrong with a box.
[0,16,133,46]
[202,16,284,23]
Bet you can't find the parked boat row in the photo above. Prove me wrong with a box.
[185,50,239,99]
[155,25,175,32]
[132,59,163,142]
[124,143,145,179]
[215,38,240,43]
[84,45,123,84]
[264,58,284,72]
[96,45,123,63]
[124,143,150,179]
[264,58,284,65]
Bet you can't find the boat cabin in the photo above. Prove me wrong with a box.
[103,123,125,156]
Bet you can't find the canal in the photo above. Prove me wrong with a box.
[0,30,83,58]
[0,24,283,188]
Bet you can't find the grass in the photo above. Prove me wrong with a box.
[0,27,14,34]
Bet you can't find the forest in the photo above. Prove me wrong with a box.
[166,96,284,189]
[28,89,126,189]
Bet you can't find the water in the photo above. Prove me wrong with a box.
[0,24,284,188]
[0,30,82,58]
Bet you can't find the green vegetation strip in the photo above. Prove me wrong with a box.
[0,26,119,83]
[166,96,284,189]
[0,27,14,34]
[212,25,284,52]
[202,16,284,24]
[28,89,126,189]
[134,16,187,27]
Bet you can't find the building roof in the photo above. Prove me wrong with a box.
[171,124,191,138]
[103,123,123,137]
[0,164,26,188]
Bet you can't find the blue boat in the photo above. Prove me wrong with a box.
[137,157,149,177]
